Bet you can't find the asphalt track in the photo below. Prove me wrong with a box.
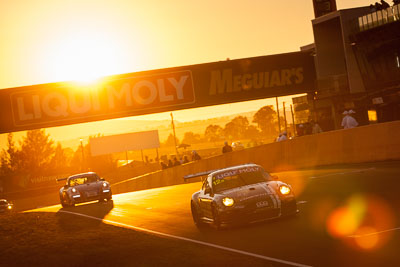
[34,161,400,267]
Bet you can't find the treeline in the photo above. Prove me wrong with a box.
[162,105,281,146]
[0,130,116,190]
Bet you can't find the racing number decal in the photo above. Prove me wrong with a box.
[261,184,280,209]
[213,178,224,186]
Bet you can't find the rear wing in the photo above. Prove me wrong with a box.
[183,170,216,181]
[56,177,68,182]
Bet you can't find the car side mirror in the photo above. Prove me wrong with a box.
[271,175,279,181]
[100,178,105,181]
[63,184,69,189]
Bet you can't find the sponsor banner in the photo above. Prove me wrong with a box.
[90,130,160,156]
[31,174,69,185]
[0,51,315,133]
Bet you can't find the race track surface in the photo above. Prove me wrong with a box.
[34,161,400,267]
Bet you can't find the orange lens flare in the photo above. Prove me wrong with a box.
[327,206,359,237]
[353,227,379,250]
[325,194,395,251]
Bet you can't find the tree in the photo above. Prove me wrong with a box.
[204,124,224,143]
[224,116,249,140]
[163,133,179,147]
[19,129,55,175]
[69,145,85,173]
[245,125,261,140]
[0,133,21,175]
[50,142,69,172]
[252,105,278,137]
[181,132,202,144]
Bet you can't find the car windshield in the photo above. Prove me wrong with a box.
[68,175,99,186]
[212,167,270,193]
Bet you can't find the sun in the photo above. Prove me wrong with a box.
[54,32,118,82]
[43,29,135,84]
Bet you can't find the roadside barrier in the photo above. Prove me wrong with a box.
[111,120,400,194]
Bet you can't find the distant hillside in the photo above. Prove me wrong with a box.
[57,110,258,149]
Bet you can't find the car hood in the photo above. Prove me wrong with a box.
[218,181,279,202]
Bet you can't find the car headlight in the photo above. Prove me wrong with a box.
[7,205,12,210]
[103,182,108,187]
[222,197,234,207]
[72,188,77,193]
[279,185,291,195]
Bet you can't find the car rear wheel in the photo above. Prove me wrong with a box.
[191,202,205,229]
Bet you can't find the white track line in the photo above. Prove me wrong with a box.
[309,168,375,179]
[59,210,312,267]
[348,227,400,238]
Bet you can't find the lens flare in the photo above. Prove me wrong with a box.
[353,226,379,250]
[325,194,395,251]
[327,206,359,237]
[326,194,366,237]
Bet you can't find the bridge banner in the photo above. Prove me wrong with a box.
[0,51,315,133]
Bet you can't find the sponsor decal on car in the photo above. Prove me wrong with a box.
[214,166,261,180]
[256,201,269,208]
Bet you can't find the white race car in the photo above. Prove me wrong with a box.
[58,172,112,207]
[187,164,298,229]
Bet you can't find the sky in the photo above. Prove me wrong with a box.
[0,0,374,147]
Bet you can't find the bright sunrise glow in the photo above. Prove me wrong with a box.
[44,31,129,83]
[0,0,375,148]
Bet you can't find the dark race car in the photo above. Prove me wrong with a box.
[0,199,13,213]
[58,172,112,208]
[186,163,298,229]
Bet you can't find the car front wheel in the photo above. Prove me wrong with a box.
[60,193,69,208]
[62,193,75,207]
[212,204,221,230]
[191,202,205,229]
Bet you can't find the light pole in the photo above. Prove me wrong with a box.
[80,138,84,171]
[170,113,179,157]
[276,97,281,133]
[290,104,297,136]
[283,102,288,134]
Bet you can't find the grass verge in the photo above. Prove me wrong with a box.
[0,212,278,267]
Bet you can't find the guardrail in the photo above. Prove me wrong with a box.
[358,4,400,32]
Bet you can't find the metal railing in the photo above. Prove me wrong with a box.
[358,4,400,31]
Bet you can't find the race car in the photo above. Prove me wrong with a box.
[58,172,112,208]
[187,163,298,229]
[0,199,13,213]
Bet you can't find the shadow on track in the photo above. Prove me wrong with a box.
[56,200,114,229]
